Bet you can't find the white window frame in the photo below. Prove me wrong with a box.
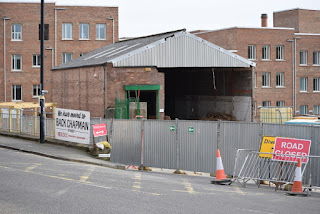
[11,24,22,40]
[79,23,89,40]
[32,54,40,67]
[32,84,41,97]
[248,45,256,60]
[276,101,285,107]
[276,45,284,60]
[12,54,22,71]
[62,23,72,40]
[313,78,320,92]
[276,72,284,87]
[262,45,270,60]
[300,51,307,65]
[262,72,270,87]
[12,85,22,101]
[62,53,72,64]
[262,101,271,107]
[314,105,320,115]
[96,24,106,40]
[300,105,308,115]
[313,51,320,65]
[300,77,308,92]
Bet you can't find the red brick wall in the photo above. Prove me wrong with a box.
[0,2,118,103]
[52,64,165,118]
[295,35,320,114]
[274,9,320,34]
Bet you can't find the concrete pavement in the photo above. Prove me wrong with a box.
[0,131,125,170]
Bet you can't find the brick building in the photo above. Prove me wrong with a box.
[51,30,255,119]
[0,1,118,103]
[193,8,320,121]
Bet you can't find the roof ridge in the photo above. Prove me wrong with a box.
[116,29,186,43]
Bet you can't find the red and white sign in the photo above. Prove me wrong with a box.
[272,137,311,163]
[92,123,107,137]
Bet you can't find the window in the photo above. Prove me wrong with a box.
[32,55,40,67]
[12,85,22,101]
[262,72,270,87]
[96,24,106,40]
[33,85,41,97]
[79,23,89,40]
[314,105,320,115]
[38,24,49,40]
[262,45,270,60]
[62,53,72,63]
[276,101,285,107]
[12,54,22,71]
[313,51,320,65]
[276,45,284,60]
[276,72,284,87]
[262,101,271,107]
[300,105,308,115]
[11,24,22,40]
[300,77,308,92]
[314,78,320,92]
[62,23,72,39]
[300,51,307,65]
[248,45,256,60]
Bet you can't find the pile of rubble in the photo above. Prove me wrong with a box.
[200,112,238,121]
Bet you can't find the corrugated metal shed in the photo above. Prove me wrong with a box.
[52,29,255,70]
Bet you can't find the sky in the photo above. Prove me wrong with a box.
[3,0,320,37]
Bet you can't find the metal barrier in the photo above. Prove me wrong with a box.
[233,150,320,188]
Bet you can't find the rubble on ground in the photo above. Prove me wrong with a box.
[200,112,238,121]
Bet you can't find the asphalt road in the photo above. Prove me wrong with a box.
[0,148,319,214]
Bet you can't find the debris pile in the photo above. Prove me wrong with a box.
[200,112,238,121]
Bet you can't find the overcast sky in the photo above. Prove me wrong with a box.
[3,0,320,37]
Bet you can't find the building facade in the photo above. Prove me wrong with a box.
[194,8,320,121]
[0,1,118,103]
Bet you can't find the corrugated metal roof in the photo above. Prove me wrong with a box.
[52,29,255,70]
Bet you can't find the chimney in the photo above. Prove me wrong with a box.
[261,13,268,27]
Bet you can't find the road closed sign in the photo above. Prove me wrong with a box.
[272,137,311,163]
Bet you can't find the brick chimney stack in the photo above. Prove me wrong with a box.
[261,13,268,27]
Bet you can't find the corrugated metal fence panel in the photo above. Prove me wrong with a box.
[143,120,177,169]
[220,121,260,175]
[110,120,142,165]
[178,120,218,173]
[262,123,312,140]
[309,126,320,186]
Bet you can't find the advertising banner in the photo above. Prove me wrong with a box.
[55,108,90,144]
[272,137,311,163]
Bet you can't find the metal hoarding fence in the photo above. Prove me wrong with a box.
[110,119,142,166]
[143,120,177,169]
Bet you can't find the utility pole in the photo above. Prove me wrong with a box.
[40,0,45,143]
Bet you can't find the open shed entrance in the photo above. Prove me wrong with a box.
[125,85,160,119]
[160,67,252,121]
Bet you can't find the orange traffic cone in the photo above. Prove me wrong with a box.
[211,149,231,185]
[287,158,309,196]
